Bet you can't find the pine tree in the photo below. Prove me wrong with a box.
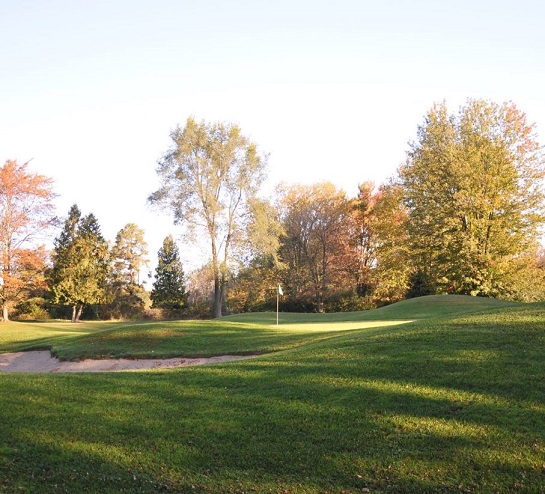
[49,205,109,321]
[151,235,187,311]
[107,223,150,318]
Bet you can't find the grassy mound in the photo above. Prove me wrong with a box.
[1,295,544,492]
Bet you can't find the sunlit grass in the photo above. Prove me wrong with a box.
[1,295,544,492]
[0,314,414,360]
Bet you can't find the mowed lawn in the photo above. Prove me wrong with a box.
[1,295,544,493]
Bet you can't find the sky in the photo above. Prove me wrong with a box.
[2,0,545,272]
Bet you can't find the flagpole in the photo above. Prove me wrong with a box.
[276,288,279,325]
[276,284,283,325]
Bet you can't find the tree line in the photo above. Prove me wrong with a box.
[0,176,186,321]
[3,98,545,321]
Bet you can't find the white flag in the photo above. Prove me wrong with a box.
[278,284,283,296]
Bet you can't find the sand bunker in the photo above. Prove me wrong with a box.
[0,350,255,373]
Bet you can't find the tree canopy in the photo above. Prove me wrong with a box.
[49,205,109,322]
[399,99,545,297]
[6,98,545,319]
[149,117,268,317]
[151,235,187,312]
[0,160,56,320]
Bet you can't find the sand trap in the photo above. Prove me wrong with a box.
[0,350,255,373]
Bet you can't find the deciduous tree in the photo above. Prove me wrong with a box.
[349,182,379,297]
[108,223,150,318]
[0,160,56,320]
[110,223,149,286]
[277,182,352,311]
[370,183,412,303]
[149,118,267,317]
[399,99,545,297]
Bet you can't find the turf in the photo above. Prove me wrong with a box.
[1,295,544,493]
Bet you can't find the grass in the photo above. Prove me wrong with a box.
[1,295,544,492]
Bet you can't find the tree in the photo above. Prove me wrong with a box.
[0,160,56,321]
[186,262,214,314]
[49,205,109,322]
[149,117,267,317]
[349,182,379,297]
[108,223,150,318]
[277,182,353,311]
[110,223,149,286]
[8,247,49,320]
[347,181,412,305]
[151,235,187,311]
[399,99,545,297]
[370,183,412,303]
[226,197,284,313]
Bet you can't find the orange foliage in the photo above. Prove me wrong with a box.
[0,160,56,319]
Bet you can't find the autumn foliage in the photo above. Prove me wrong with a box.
[3,99,545,320]
[0,160,56,320]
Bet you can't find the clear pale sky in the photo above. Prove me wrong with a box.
[2,0,544,271]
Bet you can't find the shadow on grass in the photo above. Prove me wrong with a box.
[1,342,544,493]
[1,304,544,492]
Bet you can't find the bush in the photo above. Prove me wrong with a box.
[14,297,50,321]
[323,292,376,312]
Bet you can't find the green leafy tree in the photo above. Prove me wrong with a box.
[108,223,150,318]
[149,117,267,317]
[49,205,109,322]
[227,198,284,313]
[151,235,187,311]
[111,223,149,286]
[370,183,412,303]
[399,99,545,297]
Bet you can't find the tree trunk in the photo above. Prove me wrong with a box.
[211,234,223,318]
[76,304,84,322]
[71,304,84,323]
[213,274,222,318]
[2,299,9,321]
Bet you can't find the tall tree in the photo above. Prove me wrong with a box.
[151,235,187,311]
[149,117,267,317]
[277,182,352,311]
[0,160,56,321]
[110,223,149,286]
[226,197,284,313]
[370,183,412,303]
[349,182,379,297]
[399,99,545,297]
[107,223,150,318]
[49,205,109,322]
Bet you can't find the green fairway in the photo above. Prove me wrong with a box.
[0,315,412,361]
[1,295,544,493]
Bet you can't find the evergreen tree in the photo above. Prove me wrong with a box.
[49,205,109,322]
[151,235,187,311]
[110,223,149,286]
[107,223,150,318]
